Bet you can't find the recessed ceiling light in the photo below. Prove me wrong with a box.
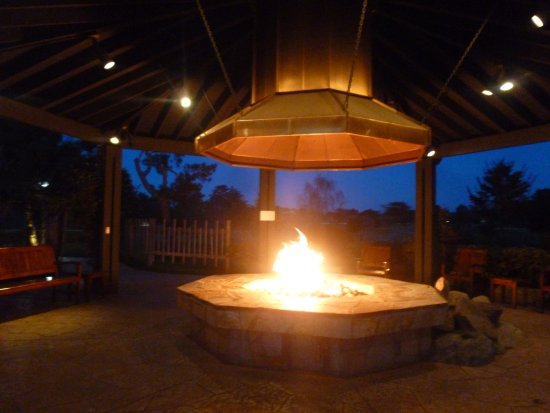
[481,89,493,96]
[103,59,116,70]
[499,81,514,91]
[531,14,544,28]
[180,96,192,108]
[109,136,120,144]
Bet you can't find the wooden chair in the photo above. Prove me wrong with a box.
[441,247,487,295]
[356,244,391,277]
[491,277,518,308]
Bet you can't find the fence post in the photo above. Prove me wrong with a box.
[171,219,176,263]
[183,220,187,264]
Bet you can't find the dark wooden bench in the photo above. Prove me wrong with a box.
[0,245,81,301]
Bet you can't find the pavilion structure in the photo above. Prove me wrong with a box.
[0,1,548,290]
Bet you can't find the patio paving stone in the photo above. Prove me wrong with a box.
[1,265,550,412]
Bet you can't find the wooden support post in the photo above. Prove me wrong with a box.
[225,220,231,272]
[101,144,122,292]
[259,169,276,272]
[414,158,436,285]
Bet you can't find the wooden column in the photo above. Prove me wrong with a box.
[414,158,436,284]
[258,169,276,272]
[101,144,122,292]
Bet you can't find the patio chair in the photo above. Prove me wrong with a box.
[441,247,487,295]
[356,244,391,277]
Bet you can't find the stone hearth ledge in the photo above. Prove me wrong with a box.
[177,274,448,340]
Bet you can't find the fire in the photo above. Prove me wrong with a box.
[244,228,374,299]
[272,228,325,295]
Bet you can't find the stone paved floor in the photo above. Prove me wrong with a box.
[1,265,550,413]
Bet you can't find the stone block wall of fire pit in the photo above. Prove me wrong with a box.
[177,274,448,376]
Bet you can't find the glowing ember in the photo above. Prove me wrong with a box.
[245,229,374,297]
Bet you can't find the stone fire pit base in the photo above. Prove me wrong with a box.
[178,274,447,376]
[190,321,433,376]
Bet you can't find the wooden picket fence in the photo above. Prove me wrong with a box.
[124,219,231,270]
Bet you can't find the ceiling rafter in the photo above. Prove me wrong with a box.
[59,68,165,117]
[377,36,505,134]
[79,78,171,124]
[45,61,156,111]
[0,0,547,158]
[376,59,470,138]
[8,11,222,98]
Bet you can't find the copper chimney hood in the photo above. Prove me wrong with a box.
[195,0,431,170]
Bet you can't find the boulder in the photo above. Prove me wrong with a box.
[433,290,522,366]
[472,295,490,304]
[472,301,503,325]
[450,295,502,339]
[448,290,470,307]
[495,321,525,354]
[434,332,495,366]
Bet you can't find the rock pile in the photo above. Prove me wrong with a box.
[432,281,525,366]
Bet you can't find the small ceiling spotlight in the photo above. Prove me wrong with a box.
[91,37,116,71]
[481,64,517,96]
[180,96,192,108]
[531,14,544,28]
[108,126,132,146]
[103,58,116,70]
[426,147,437,158]
[38,181,50,188]
[499,81,514,91]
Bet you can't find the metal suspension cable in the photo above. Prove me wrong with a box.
[345,0,369,114]
[421,4,496,123]
[195,0,237,97]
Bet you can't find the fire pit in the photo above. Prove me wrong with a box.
[177,231,447,376]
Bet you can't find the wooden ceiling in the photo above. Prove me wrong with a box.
[0,0,549,156]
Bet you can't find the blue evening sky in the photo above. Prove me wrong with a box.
[122,140,550,212]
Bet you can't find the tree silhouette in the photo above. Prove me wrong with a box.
[468,159,533,229]
[170,163,217,219]
[381,201,414,224]
[206,185,251,223]
[134,151,183,220]
[0,119,100,250]
[299,175,345,215]
[527,189,550,233]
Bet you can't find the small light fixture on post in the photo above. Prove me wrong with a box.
[425,147,437,158]
[108,126,131,145]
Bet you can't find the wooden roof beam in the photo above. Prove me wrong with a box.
[437,124,550,157]
[0,95,197,155]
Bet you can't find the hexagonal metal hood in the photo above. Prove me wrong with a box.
[195,0,431,170]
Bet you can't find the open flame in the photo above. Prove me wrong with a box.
[245,228,374,299]
[272,228,326,295]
